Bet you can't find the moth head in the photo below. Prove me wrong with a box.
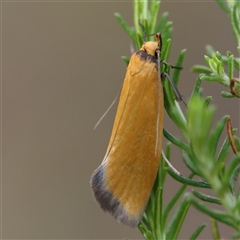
[142,41,159,57]
[141,33,162,58]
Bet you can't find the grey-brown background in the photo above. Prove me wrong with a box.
[1,0,239,239]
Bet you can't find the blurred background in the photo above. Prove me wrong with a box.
[2,0,239,239]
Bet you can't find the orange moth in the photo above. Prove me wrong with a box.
[91,33,174,228]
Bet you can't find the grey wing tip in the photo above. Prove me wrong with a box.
[90,165,140,228]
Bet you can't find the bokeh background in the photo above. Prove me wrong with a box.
[2,0,239,239]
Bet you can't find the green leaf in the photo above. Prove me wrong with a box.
[166,196,191,240]
[215,0,231,13]
[233,135,240,152]
[144,154,168,234]
[141,18,149,38]
[215,51,223,61]
[156,12,169,32]
[211,218,221,240]
[216,60,224,77]
[161,24,173,60]
[204,55,211,64]
[200,75,227,85]
[221,91,235,98]
[232,232,240,239]
[222,153,240,186]
[161,38,171,63]
[163,128,189,151]
[186,194,237,229]
[192,189,221,205]
[133,0,141,37]
[230,3,240,43]
[217,133,233,167]
[191,65,212,74]
[208,116,229,159]
[121,56,130,65]
[203,96,212,107]
[206,45,216,56]
[230,165,240,193]
[141,1,148,20]
[143,201,155,234]
[234,58,240,70]
[167,168,211,188]
[163,173,194,226]
[153,188,163,240]
[114,13,135,42]
[189,224,207,240]
[160,143,171,187]
[172,49,186,85]
[228,54,234,80]
[136,32,143,49]
[182,151,201,175]
[138,224,154,240]
[187,95,216,167]
[163,80,188,138]
[149,1,161,34]
[190,75,203,98]
[141,213,150,231]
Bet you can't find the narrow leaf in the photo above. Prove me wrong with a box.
[172,49,186,85]
[163,173,194,225]
[222,154,240,186]
[230,4,240,42]
[200,75,227,85]
[189,224,207,240]
[154,188,163,240]
[221,91,235,98]
[208,116,229,159]
[166,197,191,240]
[182,151,201,175]
[138,224,153,240]
[192,189,221,205]
[191,65,212,74]
[187,194,237,229]
[232,232,240,239]
[203,96,212,107]
[211,218,221,240]
[228,54,234,80]
[217,135,231,164]
[121,56,130,65]
[156,12,169,32]
[190,75,203,98]
[114,13,135,42]
[167,168,211,188]
[215,0,231,13]
[163,128,189,151]
[205,45,216,56]
[149,1,161,34]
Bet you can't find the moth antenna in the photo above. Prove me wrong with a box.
[138,19,147,43]
[94,89,121,130]
[161,150,181,175]
[155,35,162,156]
[161,71,187,106]
[161,60,183,70]
[160,58,186,106]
